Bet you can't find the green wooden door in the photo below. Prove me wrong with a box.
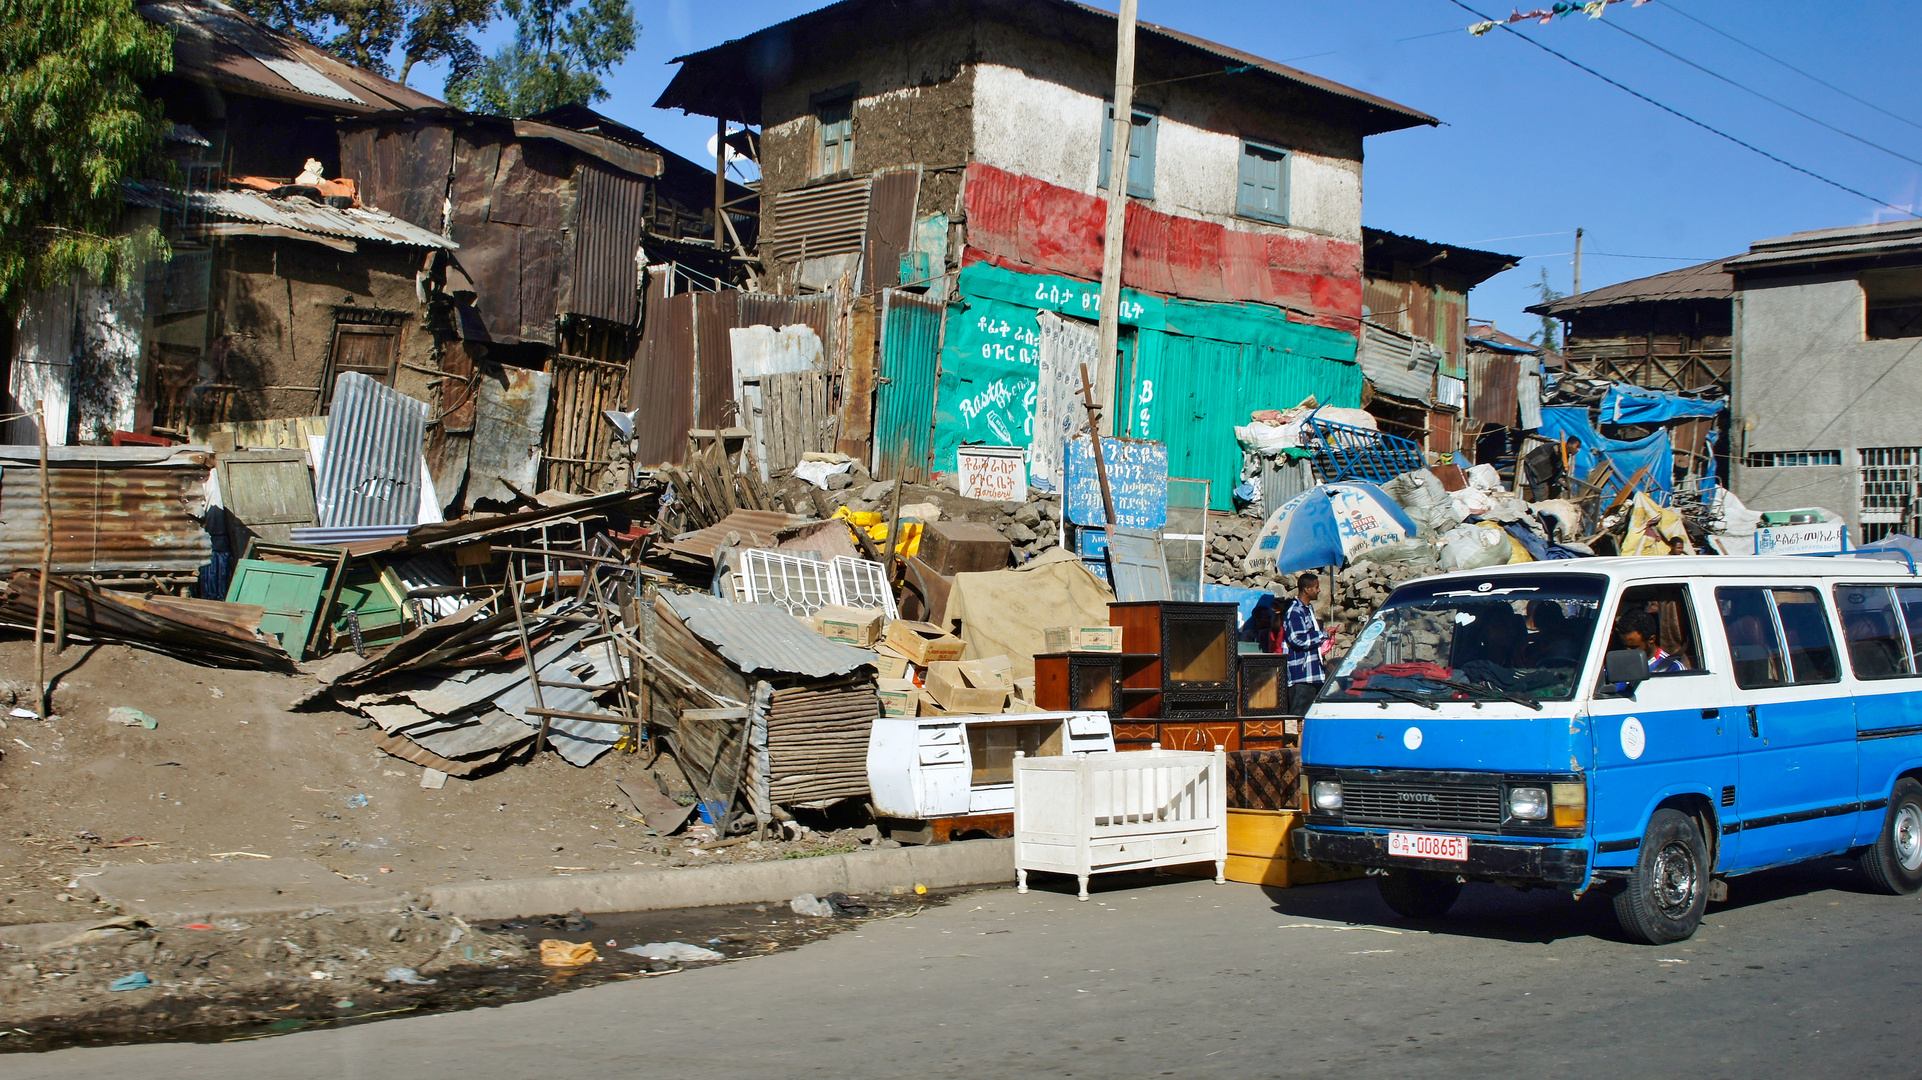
[225,559,329,661]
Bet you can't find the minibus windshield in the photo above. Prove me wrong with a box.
[1323,573,1609,706]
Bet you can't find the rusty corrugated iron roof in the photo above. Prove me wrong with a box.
[124,183,457,250]
[1528,258,1735,316]
[663,510,810,563]
[1727,219,1922,274]
[0,447,214,574]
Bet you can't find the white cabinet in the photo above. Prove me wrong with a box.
[867,711,1115,820]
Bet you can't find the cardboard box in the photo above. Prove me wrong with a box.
[1044,625,1121,653]
[872,651,913,681]
[885,619,966,666]
[813,604,886,646]
[917,690,959,718]
[876,678,918,717]
[958,654,1013,691]
[925,661,1010,714]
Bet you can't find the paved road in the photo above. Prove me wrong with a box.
[14,858,1920,1078]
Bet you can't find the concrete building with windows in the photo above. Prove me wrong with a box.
[656,0,1440,503]
[1727,220,1922,540]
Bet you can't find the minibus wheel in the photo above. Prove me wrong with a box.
[1377,869,1463,919]
[1613,809,1708,944]
[1860,777,1922,895]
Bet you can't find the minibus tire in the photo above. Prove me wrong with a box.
[1860,777,1922,896]
[1613,809,1709,945]
[1377,870,1463,919]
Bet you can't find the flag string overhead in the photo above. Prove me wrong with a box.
[1468,0,1650,35]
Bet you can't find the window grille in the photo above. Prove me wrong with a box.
[1860,447,1922,541]
[1743,450,1840,468]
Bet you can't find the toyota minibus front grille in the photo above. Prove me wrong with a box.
[1341,778,1505,831]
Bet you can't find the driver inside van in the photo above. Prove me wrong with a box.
[1616,610,1686,674]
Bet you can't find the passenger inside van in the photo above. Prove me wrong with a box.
[1845,612,1905,678]
[1523,602,1585,667]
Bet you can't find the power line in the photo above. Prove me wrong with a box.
[1517,251,1717,261]
[1656,0,1922,134]
[1597,15,1922,170]
[1445,0,1910,215]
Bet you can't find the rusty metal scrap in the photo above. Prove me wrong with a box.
[0,571,295,670]
[0,449,214,575]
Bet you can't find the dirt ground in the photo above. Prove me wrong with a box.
[0,637,887,930]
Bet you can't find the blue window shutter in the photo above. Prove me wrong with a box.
[1101,105,1156,198]
[1237,141,1289,223]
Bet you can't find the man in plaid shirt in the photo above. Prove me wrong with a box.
[1280,572,1329,715]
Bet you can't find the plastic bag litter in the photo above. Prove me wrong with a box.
[383,967,438,985]
[793,458,853,490]
[108,971,151,992]
[539,939,599,967]
[106,707,159,729]
[1467,463,1504,491]
[621,941,725,962]
[1351,538,1437,567]
[1380,469,1462,537]
[1437,524,1513,572]
[789,893,835,917]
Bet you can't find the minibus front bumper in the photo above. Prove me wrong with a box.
[1295,827,1590,886]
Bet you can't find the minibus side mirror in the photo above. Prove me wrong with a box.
[1605,649,1650,687]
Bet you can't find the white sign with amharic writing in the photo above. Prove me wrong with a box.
[1754,523,1849,555]
[956,446,1029,503]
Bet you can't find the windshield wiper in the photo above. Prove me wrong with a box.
[1432,677,1544,711]
[1367,685,1439,710]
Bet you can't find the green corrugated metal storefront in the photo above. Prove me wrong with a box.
[936,261,1360,510]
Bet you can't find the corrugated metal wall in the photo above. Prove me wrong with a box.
[316,372,428,527]
[694,291,738,429]
[874,289,945,482]
[1467,350,1522,426]
[0,464,212,574]
[863,168,920,293]
[1358,321,1438,404]
[568,164,647,326]
[632,277,696,465]
[768,177,870,262]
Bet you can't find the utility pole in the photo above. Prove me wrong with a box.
[714,115,726,249]
[1572,227,1584,296]
[1095,0,1138,438]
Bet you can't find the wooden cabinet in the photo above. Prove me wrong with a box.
[1110,601,1239,716]
[1034,653,1125,717]
[1238,653,1289,716]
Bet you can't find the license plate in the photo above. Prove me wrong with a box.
[1388,831,1468,861]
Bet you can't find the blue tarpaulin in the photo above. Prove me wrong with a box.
[1600,385,1727,425]
[1538,407,1673,502]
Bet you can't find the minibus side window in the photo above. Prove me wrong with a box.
[1772,588,1839,683]
[1898,586,1922,673]
[1718,587,1788,689]
[1604,583,1703,681]
[1834,585,1913,679]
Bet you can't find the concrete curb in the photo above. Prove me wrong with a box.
[426,839,1015,920]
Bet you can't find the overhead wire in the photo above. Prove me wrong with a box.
[1655,0,1922,134]
[1444,0,1911,215]
[1595,14,1922,170]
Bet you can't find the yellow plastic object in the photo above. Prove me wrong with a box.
[832,506,923,558]
[1621,491,1694,556]
[539,939,599,967]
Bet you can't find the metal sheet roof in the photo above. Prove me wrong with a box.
[655,0,1434,134]
[664,509,810,562]
[124,183,457,250]
[1528,258,1734,315]
[1726,219,1922,274]
[0,463,213,575]
[660,591,877,678]
[1357,321,1438,404]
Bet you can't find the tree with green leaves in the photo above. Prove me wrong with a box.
[447,0,636,116]
[1530,266,1563,352]
[231,0,494,91]
[0,0,174,315]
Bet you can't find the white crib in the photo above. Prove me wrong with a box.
[1013,745,1228,901]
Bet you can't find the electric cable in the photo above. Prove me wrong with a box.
[1445,0,1910,215]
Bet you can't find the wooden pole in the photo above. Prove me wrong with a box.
[714,115,728,252]
[1094,0,1138,436]
[882,436,908,565]
[33,399,52,716]
[1079,363,1116,527]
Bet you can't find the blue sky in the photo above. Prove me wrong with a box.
[411,1,1922,341]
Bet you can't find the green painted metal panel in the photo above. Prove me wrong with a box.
[225,558,328,661]
[875,289,947,481]
[331,562,406,646]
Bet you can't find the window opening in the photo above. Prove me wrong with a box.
[1861,267,1922,340]
[816,92,854,175]
[1099,104,1157,199]
[1601,583,1703,693]
[1237,140,1289,224]
[1744,450,1840,468]
[1859,447,1922,542]
[1834,584,1914,679]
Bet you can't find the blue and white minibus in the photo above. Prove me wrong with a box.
[1295,556,1922,943]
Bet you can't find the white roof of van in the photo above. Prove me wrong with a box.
[1414,555,1918,588]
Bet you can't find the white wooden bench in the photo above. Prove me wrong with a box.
[1013,745,1228,901]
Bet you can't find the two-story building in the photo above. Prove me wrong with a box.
[1727,219,1922,541]
[655,0,1437,504]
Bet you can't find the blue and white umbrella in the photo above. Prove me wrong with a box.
[1243,482,1421,575]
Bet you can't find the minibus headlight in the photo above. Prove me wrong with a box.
[1311,780,1343,812]
[1551,782,1587,829]
[1508,786,1549,820]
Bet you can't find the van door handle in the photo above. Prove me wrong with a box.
[1747,704,1760,738]
[1702,708,1719,719]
